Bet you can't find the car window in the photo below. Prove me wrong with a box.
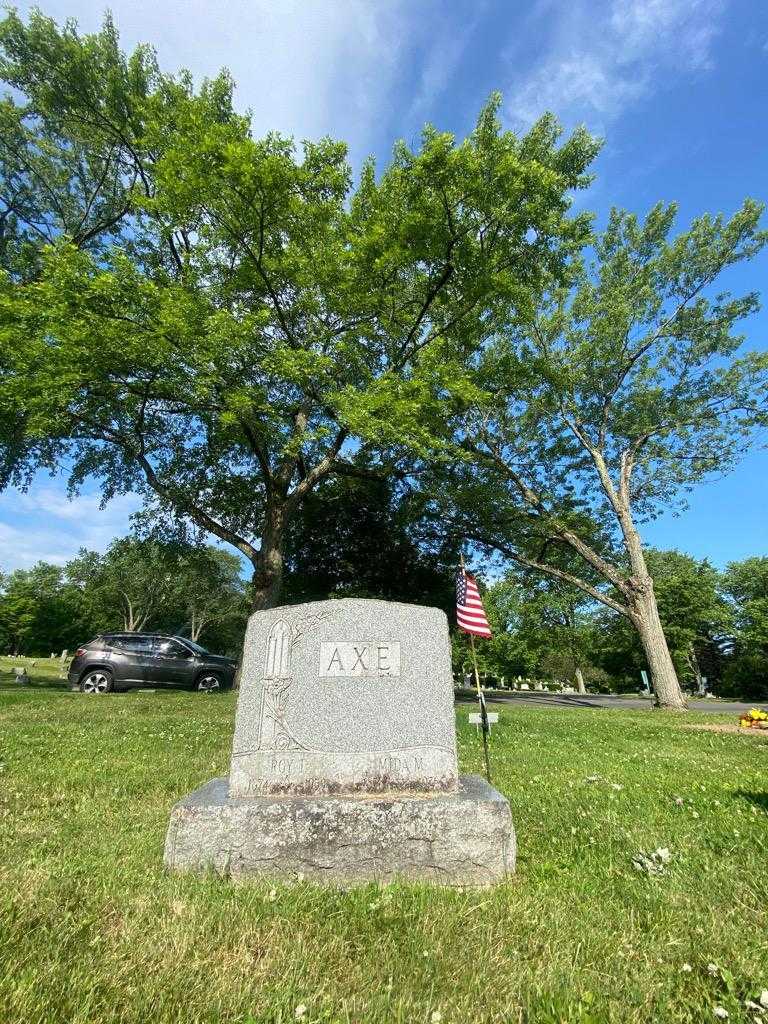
[182,637,209,655]
[111,635,154,654]
[154,638,193,658]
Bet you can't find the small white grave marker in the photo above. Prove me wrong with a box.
[468,711,499,734]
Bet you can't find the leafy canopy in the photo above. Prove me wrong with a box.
[438,199,768,617]
[0,9,600,597]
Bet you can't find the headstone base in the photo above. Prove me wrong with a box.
[164,774,514,888]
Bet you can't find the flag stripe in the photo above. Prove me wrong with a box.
[456,566,492,638]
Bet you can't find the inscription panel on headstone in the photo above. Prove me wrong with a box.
[319,641,401,677]
[229,599,457,798]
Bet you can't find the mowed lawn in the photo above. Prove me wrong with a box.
[1,676,767,1024]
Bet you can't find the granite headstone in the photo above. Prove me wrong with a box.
[165,598,514,887]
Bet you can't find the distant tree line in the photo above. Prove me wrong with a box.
[0,538,247,656]
[2,474,767,700]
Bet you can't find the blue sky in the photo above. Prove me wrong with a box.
[2,0,767,572]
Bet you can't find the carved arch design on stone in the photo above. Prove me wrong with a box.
[258,619,307,751]
[264,619,291,678]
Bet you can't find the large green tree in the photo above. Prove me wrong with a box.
[169,544,247,643]
[440,202,767,708]
[66,536,247,643]
[67,538,180,632]
[0,10,599,611]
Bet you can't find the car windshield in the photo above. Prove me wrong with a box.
[179,637,209,655]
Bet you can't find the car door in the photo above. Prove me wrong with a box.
[147,637,196,687]
[110,634,154,687]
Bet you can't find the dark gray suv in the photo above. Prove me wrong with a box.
[68,633,237,693]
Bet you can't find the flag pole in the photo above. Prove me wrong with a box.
[470,633,492,784]
[461,553,492,784]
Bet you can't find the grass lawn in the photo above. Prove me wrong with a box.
[1,684,767,1024]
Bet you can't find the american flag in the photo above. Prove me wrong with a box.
[456,566,492,638]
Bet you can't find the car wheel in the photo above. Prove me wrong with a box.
[196,673,222,693]
[80,669,114,694]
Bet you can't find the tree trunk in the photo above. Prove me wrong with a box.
[629,582,688,710]
[574,666,586,694]
[617,502,688,711]
[686,644,705,694]
[190,613,205,642]
[251,506,285,611]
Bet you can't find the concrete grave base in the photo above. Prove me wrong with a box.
[164,774,515,888]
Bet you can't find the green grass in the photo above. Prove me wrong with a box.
[0,654,69,690]
[1,689,767,1024]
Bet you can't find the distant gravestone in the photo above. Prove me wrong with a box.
[14,667,29,685]
[165,599,514,886]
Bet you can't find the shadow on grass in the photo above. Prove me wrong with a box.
[734,790,768,812]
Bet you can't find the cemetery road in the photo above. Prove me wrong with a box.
[455,691,768,714]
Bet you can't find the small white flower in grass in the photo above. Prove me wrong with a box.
[674,797,684,806]
[713,1008,729,1019]
[431,1013,442,1024]
[611,783,624,791]
[294,1005,307,1020]
[633,847,672,875]
[423,950,430,958]
[681,963,693,973]
[268,888,277,902]
[707,963,720,976]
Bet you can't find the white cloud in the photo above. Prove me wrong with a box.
[15,0,428,165]
[406,3,488,125]
[506,0,725,131]
[0,485,141,571]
